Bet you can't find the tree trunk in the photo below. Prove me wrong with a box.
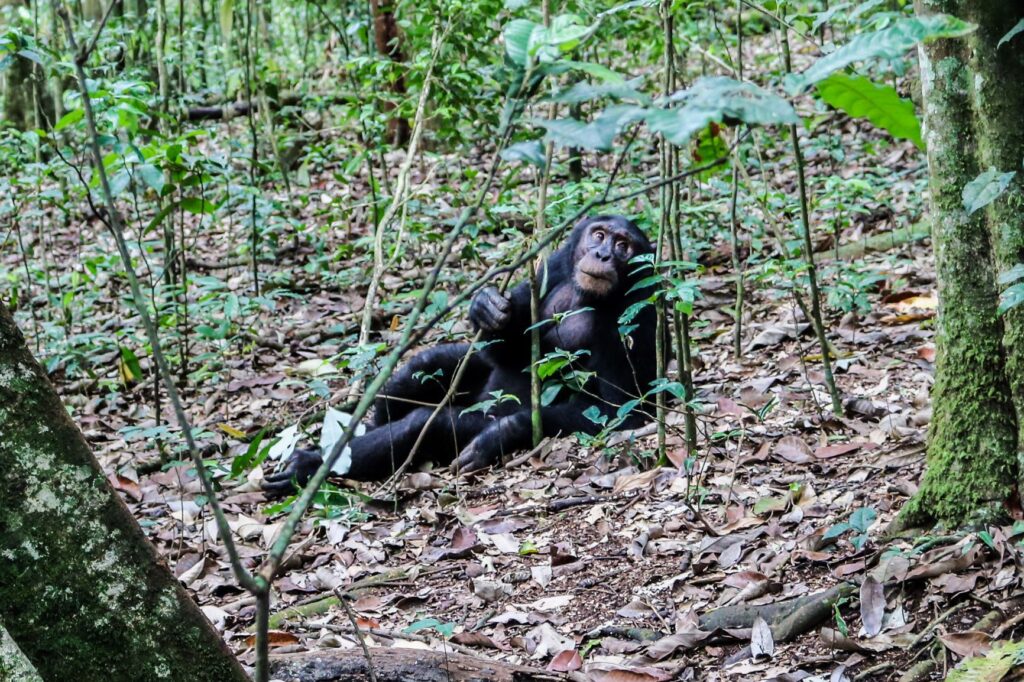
[899,0,1021,527]
[369,0,410,145]
[0,303,249,681]
[963,3,1024,489]
[0,622,42,682]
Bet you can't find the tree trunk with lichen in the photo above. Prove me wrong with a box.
[0,302,249,681]
[0,622,42,682]
[963,3,1024,495]
[899,0,1024,528]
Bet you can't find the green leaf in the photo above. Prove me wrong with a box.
[998,283,1024,315]
[616,399,640,420]
[180,197,217,215]
[583,405,605,425]
[536,356,569,379]
[503,19,539,67]
[534,104,646,151]
[55,108,83,131]
[597,0,658,18]
[136,164,165,194]
[119,347,143,380]
[545,14,594,51]
[16,48,43,66]
[551,78,650,105]
[500,140,547,167]
[404,618,454,638]
[999,264,1024,286]
[962,168,1016,215]
[786,14,976,93]
[647,77,798,146]
[109,169,130,197]
[945,641,1024,682]
[560,60,625,84]
[822,522,853,541]
[999,18,1024,48]
[540,383,562,406]
[816,74,923,148]
[142,201,177,236]
[849,507,877,533]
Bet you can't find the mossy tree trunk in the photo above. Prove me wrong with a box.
[900,0,1023,527]
[0,622,42,682]
[964,4,1024,486]
[0,302,250,682]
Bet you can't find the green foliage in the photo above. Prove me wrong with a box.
[998,19,1024,48]
[462,390,522,415]
[962,168,1017,215]
[945,640,1024,682]
[786,14,975,93]
[998,264,1024,315]
[823,507,877,550]
[650,77,799,145]
[815,74,922,148]
[405,618,456,638]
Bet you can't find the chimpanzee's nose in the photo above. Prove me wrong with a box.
[596,247,612,261]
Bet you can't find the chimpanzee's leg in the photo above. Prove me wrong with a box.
[263,405,495,494]
[372,343,491,425]
[349,405,491,479]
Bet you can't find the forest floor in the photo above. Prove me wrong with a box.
[14,119,1024,682]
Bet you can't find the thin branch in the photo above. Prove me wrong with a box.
[78,0,120,64]
[50,0,259,594]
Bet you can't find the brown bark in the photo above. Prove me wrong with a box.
[0,302,248,681]
[369,0,411,145]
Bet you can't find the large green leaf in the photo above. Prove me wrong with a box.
[786,14,975,93]
[816,74,922,148]
[647,77,799,146]
[550,77,650,105]
[500,140,547,167]
[962,168,1016,215]
[503,19,538,67]
[534,104,646,151]
[503,15,598,68]
[999,18,1024,48]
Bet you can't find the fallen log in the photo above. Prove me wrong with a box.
[698,583,856,641]
[270,647,571,682]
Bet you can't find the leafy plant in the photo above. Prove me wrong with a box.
[823,507,877,550]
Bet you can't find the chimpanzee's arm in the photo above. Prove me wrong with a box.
[468,280,533,367]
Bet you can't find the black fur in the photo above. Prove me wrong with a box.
[263,215,659,495]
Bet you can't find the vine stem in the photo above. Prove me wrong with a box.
[778,7,843,416]
[357,23,450,348]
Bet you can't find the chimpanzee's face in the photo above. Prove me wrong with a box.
[572,216,650,299]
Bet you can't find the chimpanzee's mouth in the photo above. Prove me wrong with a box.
[578,268,613,281]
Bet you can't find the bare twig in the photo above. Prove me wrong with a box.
[334,589,379,682]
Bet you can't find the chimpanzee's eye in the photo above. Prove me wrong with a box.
[615,239,629,256]
[593,229,606,242]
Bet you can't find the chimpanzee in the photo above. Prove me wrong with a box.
[262,215,659,495]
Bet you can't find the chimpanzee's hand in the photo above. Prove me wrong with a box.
[454,433,501,474]
[262,447,323,497]
[468,286,511,332]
